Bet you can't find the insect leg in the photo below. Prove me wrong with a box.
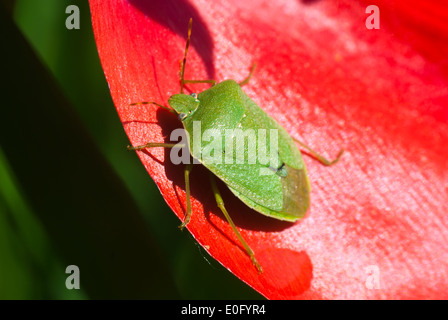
[182,63,255,87]
[293,138,344,166]
[178,19,219,90]
[182,79,217,86]
[126,142,184,151]
[209,173,263,274]
[179,163,194,230]
[129,101,176,114]
[238,63,256,86]
[127,143,194,229]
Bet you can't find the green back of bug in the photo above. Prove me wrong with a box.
[175,80,310,221]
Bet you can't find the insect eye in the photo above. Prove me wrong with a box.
[190,93,198,99]
[178,113,188,121]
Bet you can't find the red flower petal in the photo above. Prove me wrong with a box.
[89,0,448,299]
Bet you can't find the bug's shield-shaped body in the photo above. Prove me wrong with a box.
[169,80,310,221]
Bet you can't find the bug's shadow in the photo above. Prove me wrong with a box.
[156,110,296,235]
[128,0,215,80]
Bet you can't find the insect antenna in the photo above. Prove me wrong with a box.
[180,18,193,94]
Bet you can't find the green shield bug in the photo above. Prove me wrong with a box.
[128,19,344,273]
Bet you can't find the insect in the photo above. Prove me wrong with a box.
[128,19,344,273]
